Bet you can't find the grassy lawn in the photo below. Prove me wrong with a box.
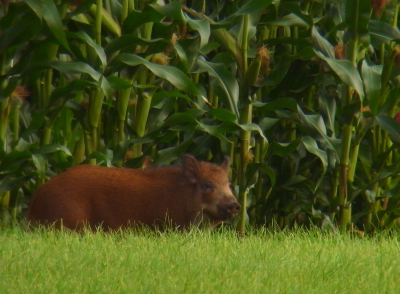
[1,228,400,294]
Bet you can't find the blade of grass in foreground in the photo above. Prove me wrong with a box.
[1,227,400,294]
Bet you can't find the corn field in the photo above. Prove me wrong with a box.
[1,0,400,234]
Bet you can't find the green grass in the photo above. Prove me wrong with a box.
[1,227,400,294]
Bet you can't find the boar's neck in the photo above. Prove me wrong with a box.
[137,166,201,225]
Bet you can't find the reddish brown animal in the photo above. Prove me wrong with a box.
[26,155,240,231]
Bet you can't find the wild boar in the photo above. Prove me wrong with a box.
[26,154,240,231]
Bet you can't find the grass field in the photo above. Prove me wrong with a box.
[1,227,400,294]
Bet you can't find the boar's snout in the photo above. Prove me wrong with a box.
[227,202,241,215]
[218,199,241,220]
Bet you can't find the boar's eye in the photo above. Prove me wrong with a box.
[203,181,215,192]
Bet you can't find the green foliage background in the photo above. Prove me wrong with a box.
[1,0,400,234]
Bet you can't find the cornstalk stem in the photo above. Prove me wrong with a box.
[393,5,399,27]
[117,87,131,142]
[84,131,93,157]
[329,164,340,221]
[44,69,53,106]
[74,135,85,163]
[253,142,262,225]
[118,119,125,142]
[84,131,96,165]
[42,126,52,145]
[128,0,134,11]
[95,0,102,45]
[88,88,104,151]
[237,104,252,233]
[142,22,153,40]
[237,13,251,233]
[241,15,249,74]
[347,142,360,182]
[337,26,360,232]
[0,99,9,156]
[0,53,7,157]
[0,191,10,229]
[90,126,98,151]
[338,125,352,232]
[104,0,111,14]
[132,60,153,157]
[134,92,152,138]
[292,27,298,55]
[380,53,395,106]
[11,100,20,145]
[122,0,129,23]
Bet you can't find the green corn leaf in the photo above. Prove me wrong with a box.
[318,94,336,134]
[379,88,399,116]
[344,0,371,46]
[282,175,308,187]
[155,131,194,165]
[174,44,189,72]
[47,61,101,81]
[0,174,34,192]
[196,124,230,143]
[73,31,107,70]
[280,2,313,27]
[253,98,298,111]
[263,13,309,27]
[369,20,400,46]
[0,78,18,101]
[301,136,328,192]
[150,1,186,23]
[100,75,112,100]
[0,8,41,54]
[235,0,273,15]
[115,53,199,95]
[24,0,42,18]
[269,141,301,157]
[186,18,210,49]
[34,144,72,156]
[207,108,237,122]
[49,79,95,101]
[244,162,276,189]
[0,151,32,174]
[210,29,243,72]
[164,113,230,142]
[312,27,335,59]
[315,50,365,100]
[122,7,163,34]
[88,3,121,37]
[107,76,132,90]
[104,36,168,56]
[20,110,46,141]
[258,52,299,87]
[376,114,400,145]
[197,59,239,118]
[297,105,341,156]
[86,151,114,167]
[240,57,261,102]
[152,91,193,106]
[218,121,268,157]
[31,154,46,181]
[259,117,279,131]
[42,0,71,52]
[361,60,382,115]
[165,113,198,125]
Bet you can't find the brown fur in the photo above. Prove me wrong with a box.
[26,155,240,231]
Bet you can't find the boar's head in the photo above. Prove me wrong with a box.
[182,154,241,226]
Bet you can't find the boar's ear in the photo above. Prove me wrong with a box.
[182,154,199,184]
[220,156,230,173]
